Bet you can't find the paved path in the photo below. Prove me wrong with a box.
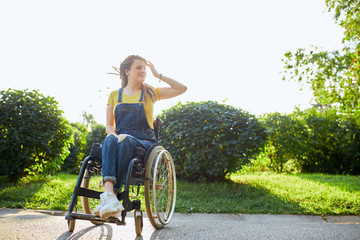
[0,208,359,240]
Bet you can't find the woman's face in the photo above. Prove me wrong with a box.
[126,59,146,84]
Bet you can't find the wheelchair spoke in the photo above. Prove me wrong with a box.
[153,153,174,222]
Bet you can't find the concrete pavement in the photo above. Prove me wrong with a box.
[0,208,359,240]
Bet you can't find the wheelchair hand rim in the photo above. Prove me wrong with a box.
[152,149,176,226]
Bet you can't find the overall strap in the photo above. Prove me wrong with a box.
[139,90,144,102]
[118,88,123,103]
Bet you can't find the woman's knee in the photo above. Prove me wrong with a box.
[118,135,136,147]
[102,134,118,146]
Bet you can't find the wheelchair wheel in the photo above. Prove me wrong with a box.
[134,210,143,236]
[67,219,75,232]
[80,168,104,226]
[144,146,176,229]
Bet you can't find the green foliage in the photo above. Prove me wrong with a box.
[282,0,360,119]
[62,122,88,174]
[261,112,308,173]
[295,108,360,174]
[62,112,106,174]
[280,1,360,174]
[83,123,106,157]
[158,101,267,181]
[0,89,73,181]
[258,109,360,174]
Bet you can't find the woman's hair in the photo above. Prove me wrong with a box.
[111,55,156,104]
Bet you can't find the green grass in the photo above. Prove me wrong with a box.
[229,172,360,215]
[0,172,359,215]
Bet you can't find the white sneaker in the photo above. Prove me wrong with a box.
[98,192,124,219]
[93,202,104,216]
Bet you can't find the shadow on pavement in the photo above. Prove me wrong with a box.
[57,224,113,240]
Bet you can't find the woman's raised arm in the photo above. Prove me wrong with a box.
[146,60,187,100]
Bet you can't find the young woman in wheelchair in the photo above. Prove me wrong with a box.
[94,55,187,219]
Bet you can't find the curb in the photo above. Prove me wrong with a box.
[1,208,360,224]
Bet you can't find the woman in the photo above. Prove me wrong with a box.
[94,55,187,219]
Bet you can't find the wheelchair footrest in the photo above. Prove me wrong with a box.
[66,212,126,226]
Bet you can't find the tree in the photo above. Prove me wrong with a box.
[0,89,73,181]
[80,112,107,157]
[282,0,360,119]
[82,111,96,130]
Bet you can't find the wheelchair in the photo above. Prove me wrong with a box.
[65,118,176,236]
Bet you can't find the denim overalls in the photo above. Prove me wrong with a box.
[102,88,156,192]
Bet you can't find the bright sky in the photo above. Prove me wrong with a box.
[1,0,344,124]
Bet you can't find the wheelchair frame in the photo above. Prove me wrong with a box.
[65,118,176,236]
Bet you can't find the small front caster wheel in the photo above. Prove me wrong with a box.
[68,219,76,232]
[134,210,143,236]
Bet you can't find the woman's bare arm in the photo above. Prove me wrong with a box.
[146,60,187,100]
[106,104,117,135]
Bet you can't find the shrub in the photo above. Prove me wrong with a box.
[261,112,308,173]
[83,123,106,157]
[342,117,360,174]
[158,101,267,181]
[299,108,360,174]
[62,122,88,174]
[0,89,73,181]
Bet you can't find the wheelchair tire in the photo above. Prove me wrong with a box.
[80,168,104,226]
[144,146,176,229]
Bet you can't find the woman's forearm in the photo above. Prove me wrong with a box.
[159,74,187,93]
[106,125,117,135]
[106,104,117,135]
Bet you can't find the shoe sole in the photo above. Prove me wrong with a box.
[100,210,122,219]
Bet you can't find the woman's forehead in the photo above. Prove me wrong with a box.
[131,59,146,67]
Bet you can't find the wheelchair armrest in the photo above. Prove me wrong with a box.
[153,117,163,141]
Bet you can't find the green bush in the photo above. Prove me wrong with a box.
[299,108,360,174]
[62,122,88,174]
[342,117,360,174]
[158,101,267,181]
[83,123,106,157]
[261,112,308,173]
[0,89,73,181]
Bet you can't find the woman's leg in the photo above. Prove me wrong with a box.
[102,135,118,187]
[95,135,154,218]
[104,181,115,193]
[93,135,124,218]
[114,137,154,192]
[113,136,138,192]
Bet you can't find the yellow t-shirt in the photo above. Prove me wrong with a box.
[107,88,160,129]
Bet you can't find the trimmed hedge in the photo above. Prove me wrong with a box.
[158,101,267,181]
[0,89,73,181]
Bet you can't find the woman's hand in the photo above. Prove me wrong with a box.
[146,59,187,100]
[146,60,160,79]
[107,133,130,143]
[116,134,129,143]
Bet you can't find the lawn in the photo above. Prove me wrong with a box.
[0,172,359,215]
